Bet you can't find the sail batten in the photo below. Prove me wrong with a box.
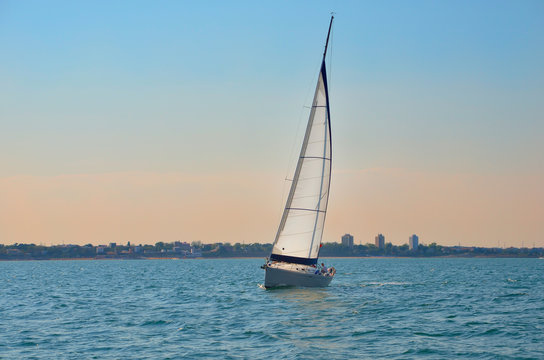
[286,207,326,213]
[300,156,331,160]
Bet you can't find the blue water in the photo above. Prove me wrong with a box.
[1,258,543,359]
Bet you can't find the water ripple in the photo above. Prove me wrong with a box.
[0,258,543,359]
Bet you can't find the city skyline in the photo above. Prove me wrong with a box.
[1,1,543,248]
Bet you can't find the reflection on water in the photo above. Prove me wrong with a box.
[267,286,331,304]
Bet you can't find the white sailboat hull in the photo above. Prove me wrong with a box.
[264,264,334,288]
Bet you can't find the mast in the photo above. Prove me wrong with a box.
[315,15,333,259]
[323,15,334,61]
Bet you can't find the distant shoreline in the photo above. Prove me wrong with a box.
[1,255,542,262]
[3,242,541,261]
[0,257,263,262]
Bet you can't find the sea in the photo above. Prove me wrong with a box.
[1,258,543,359]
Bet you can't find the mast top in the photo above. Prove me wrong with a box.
[323,15,334,61]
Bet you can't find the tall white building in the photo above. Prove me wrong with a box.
[341,234,354,248]
[409,234,419,251]
[375,234,385,249]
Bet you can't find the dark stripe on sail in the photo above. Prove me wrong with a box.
[270,253,318,266]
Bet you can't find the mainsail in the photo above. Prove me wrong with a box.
[270,17,333,266]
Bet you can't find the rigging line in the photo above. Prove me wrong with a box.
[293,194,322,200]
[320,190,329,200]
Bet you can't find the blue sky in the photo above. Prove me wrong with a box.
[2,1,543,175]
[1,1,543,246]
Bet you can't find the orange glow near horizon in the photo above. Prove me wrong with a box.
[1,169,542,248]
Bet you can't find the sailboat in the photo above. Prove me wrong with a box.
[263,16,336,288]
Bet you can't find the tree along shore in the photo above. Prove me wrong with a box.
[1,242,542,260]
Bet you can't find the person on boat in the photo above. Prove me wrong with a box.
[320,263,328,274]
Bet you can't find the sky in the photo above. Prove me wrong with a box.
[1,1,543,247]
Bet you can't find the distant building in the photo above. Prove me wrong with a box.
[96,246,106,254]
[375,234,385,249]
[409,234,419,251]
[174,241,191,251]
[190,247,202,257]
[109,242,116,248]
[341,234,354,248]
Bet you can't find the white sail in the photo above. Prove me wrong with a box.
[270,61,331,265]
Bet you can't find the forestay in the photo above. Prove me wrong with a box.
[270,60,332,266]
